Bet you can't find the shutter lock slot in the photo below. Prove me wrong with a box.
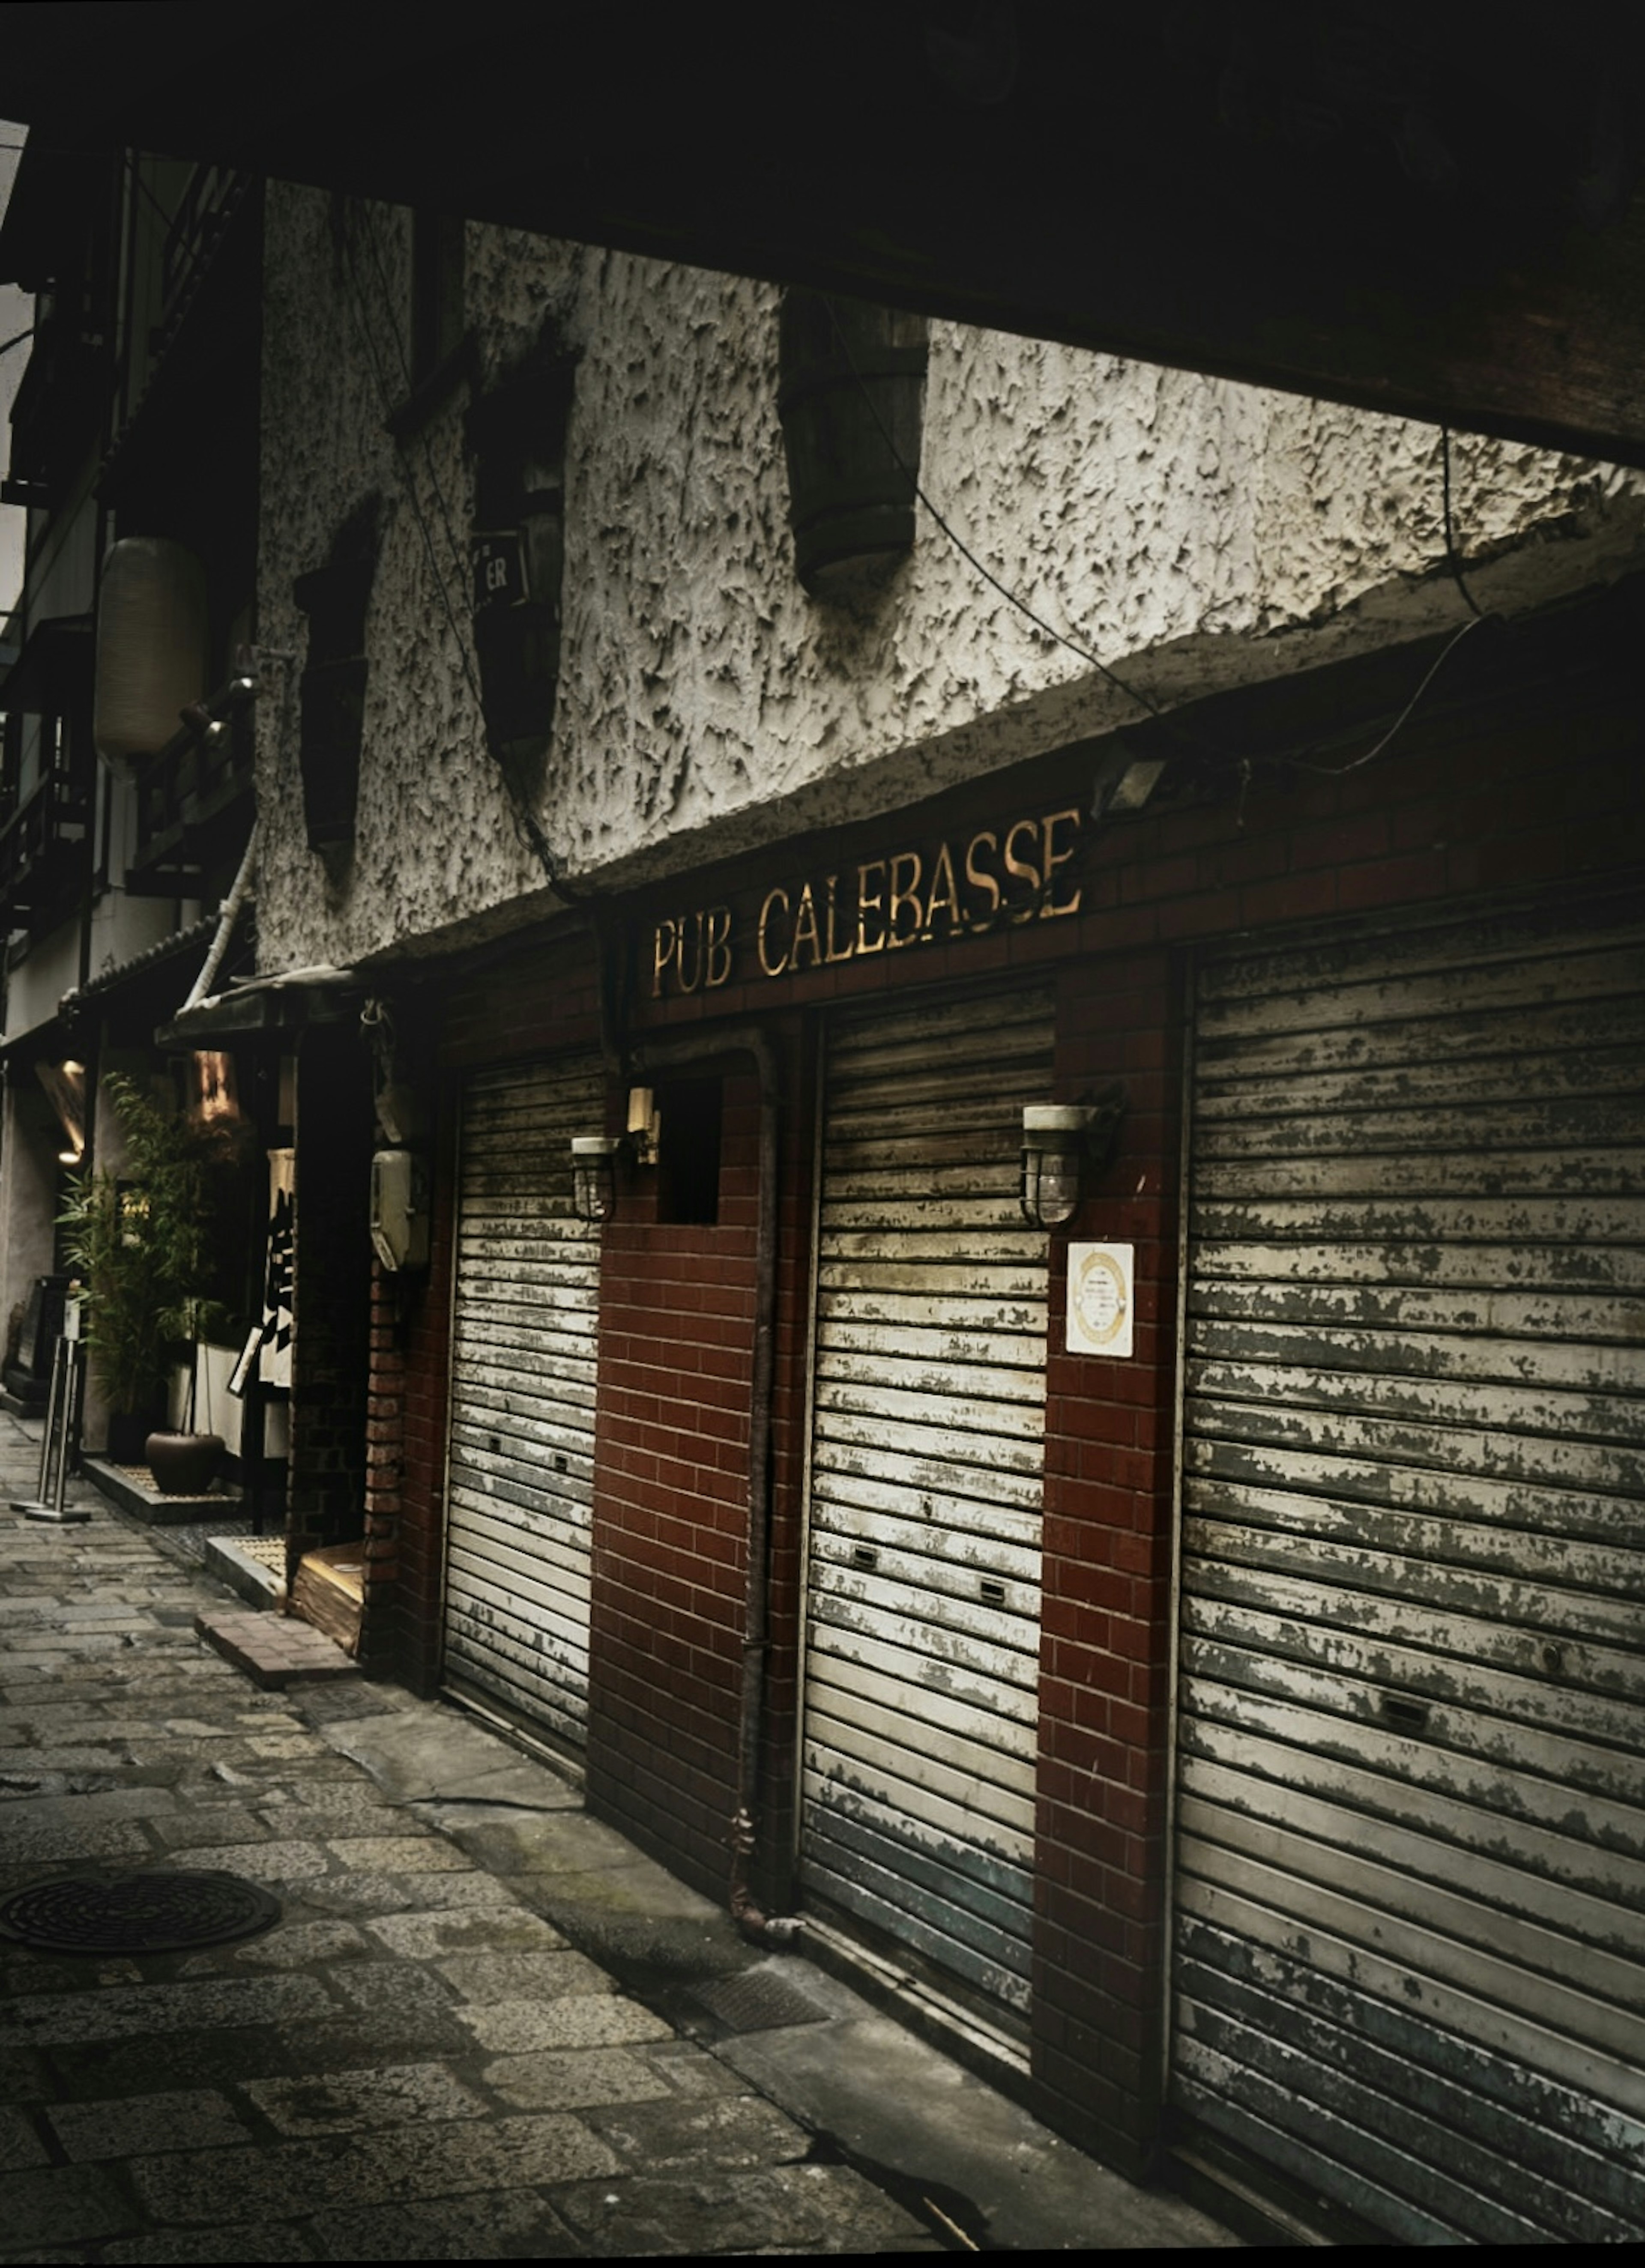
[1379,1691,1430,1735]
[980,1578,1007,1606]
[852,1545,878,1571]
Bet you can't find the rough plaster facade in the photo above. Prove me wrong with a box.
[254,182,1645,978]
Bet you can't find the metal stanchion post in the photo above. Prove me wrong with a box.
[11,1305,91,1524]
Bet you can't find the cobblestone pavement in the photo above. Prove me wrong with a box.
[0,1417,932,2261]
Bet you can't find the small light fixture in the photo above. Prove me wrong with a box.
[626,1085,661,1168]
[1020,1105,1098,1228]
[1019,1085,1128,1231]
[571,1134,621,1224]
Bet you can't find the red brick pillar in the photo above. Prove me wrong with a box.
[1031,949,1183,2179]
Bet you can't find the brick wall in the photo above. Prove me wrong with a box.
[1030,948,1183,2175]
[586,1070,762,1900]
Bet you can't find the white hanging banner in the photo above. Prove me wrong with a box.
[229,1148,295,1394]
[1066,1241,1135,1358]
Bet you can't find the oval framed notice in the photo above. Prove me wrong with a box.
[1067,1242,1134,1358]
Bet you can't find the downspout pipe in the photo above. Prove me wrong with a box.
[179,818,258,1015]
[627,1020,796,1944]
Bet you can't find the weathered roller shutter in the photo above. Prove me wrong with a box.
[444,1052,604,1750]
[1173,899,1645,2243]
[801,986,1053,2014]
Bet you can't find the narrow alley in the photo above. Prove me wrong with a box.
[0,1415,1232,2259]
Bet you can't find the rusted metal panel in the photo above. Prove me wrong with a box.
[801,986,1053,2013]
[1172,910,1645,2241]
[443,1051,604,1750]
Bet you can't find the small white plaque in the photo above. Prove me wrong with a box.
[1067,1242,1134,1358]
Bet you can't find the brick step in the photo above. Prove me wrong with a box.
[195,1608,359,1690]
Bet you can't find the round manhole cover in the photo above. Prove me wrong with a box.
[0,1868,282,1954]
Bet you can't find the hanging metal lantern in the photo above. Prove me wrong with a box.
[778,290,928,596]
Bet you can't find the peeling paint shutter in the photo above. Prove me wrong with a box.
[801,986,1053,2014]
[1173,901,1645,2242]
[443,1052,604,1750]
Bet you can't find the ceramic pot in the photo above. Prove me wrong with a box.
[146,1430,225,1496]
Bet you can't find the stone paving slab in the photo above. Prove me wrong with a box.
[0,1415,1231,2256]
[0,1457,927,2261]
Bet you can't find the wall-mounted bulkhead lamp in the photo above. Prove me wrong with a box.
[571,1135,622,1225]
[1019,1084,1128,1228]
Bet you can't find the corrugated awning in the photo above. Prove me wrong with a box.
[59,914,219,1017]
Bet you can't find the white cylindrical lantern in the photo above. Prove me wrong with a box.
[93,537,209,771]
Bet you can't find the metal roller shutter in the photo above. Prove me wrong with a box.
[443,1052,604,1750]
[801,986,1054,2014]
[1173,899,1645,2243]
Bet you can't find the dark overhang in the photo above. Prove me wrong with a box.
[2,3,1643,467]
[156,968,359,1049]
[0,616,93,714]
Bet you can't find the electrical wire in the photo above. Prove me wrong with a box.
[1284,612,1496,776]
[335,203,565,887]
[121,150,176,242]
[1442,425,1485,619]
[352,201,473,601]
[825,300,1172,729]
[347,198,581,891]
[825,298,1509,788]
[0,326,33,357]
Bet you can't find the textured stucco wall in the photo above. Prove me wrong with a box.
[256,183,1645,973]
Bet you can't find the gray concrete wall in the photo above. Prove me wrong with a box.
[254,182,1645,975]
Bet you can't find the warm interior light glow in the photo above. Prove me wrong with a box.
[193,1050,238,1121]
[36,1059,87,1161]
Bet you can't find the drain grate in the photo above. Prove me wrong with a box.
[0,1867,281,1954]
[689,1968,833,2033]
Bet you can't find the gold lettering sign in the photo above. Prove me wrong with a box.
[650,807,1082,998]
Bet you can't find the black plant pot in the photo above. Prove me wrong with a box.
[146,1431,225,1497]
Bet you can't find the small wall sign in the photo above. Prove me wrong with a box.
[1067,1242,1134,1358]
[472,530,528,613]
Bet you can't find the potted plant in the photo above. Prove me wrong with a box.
[59,1072,243,1486]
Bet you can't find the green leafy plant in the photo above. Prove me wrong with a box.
[58,1073,243,1424]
